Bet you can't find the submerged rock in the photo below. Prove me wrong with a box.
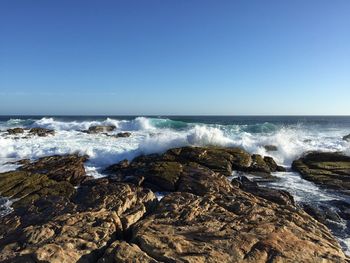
[131,191,347,262]
[115,132,131,138]
[6,128,24,135]
[86,125,116,134]
[29,127,55,137]
[292,151,350,193]
[264,144,278,151]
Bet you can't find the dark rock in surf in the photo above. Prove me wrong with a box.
[343,134,350,142]
[264,156,286,172]
[233,176,294,206]
[85,125,116,134]
[292,151,350,193]
[115,132,132,138]
[29,127,55,137]
[264,144,278,151]
[301,203,341,225]
[6,128,24,135]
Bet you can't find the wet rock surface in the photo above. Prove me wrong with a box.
[264,144,278,151]
[85,125,116,134]
[6,128,24,135]
[29,127,55,137]
[292,151,350,193]
[233,176,295,206]
[343,134,350,142]
[0,147,348,262]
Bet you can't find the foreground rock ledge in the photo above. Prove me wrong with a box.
[131,191,347,262]
[0,147,348,262]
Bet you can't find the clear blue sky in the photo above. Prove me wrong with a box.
[0,0,349,115]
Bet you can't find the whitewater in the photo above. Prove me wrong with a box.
[0,115,350,254]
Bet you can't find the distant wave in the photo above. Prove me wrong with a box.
[0,116,349,171]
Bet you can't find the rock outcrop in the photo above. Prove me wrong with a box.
[19,154,88,185]
[6,128,24,135]
[343,134,350,142]
[233,176,295,206]
[29,127,55,137]
[131,191,347,262]
[0,181,157,263]
[0,171,75,209]
[104,146,285,192]
[86,125,116,134]
[0,147,348,262]
[292,151,350,193]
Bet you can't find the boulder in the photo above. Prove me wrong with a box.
[86,125,116,134]
[29,127,55,137]
[263,156,286,172]
[131,191,347,262]
[6,128,24,135]
[19,154,88,185]
[292,152,350,193]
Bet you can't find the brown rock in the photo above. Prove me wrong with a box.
[29,127,55,137]
[131,191,347,262]
[263,156,286,172]
[7,128,24,135]
[0,182,157,263]
[292,151,350,193]
[115,132,131,138]
[86,125,116,134]
[98,240,158,263]
[0,171,75,209]
[104,146,283,192]
[233,176,294,206]
[19,154,88,185]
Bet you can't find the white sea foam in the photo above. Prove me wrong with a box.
[1,117,349,171]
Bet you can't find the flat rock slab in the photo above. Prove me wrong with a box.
[292,152,350,193]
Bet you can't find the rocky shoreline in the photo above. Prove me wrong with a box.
[0,143,349,262]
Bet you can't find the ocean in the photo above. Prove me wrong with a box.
[0,115,350,253]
